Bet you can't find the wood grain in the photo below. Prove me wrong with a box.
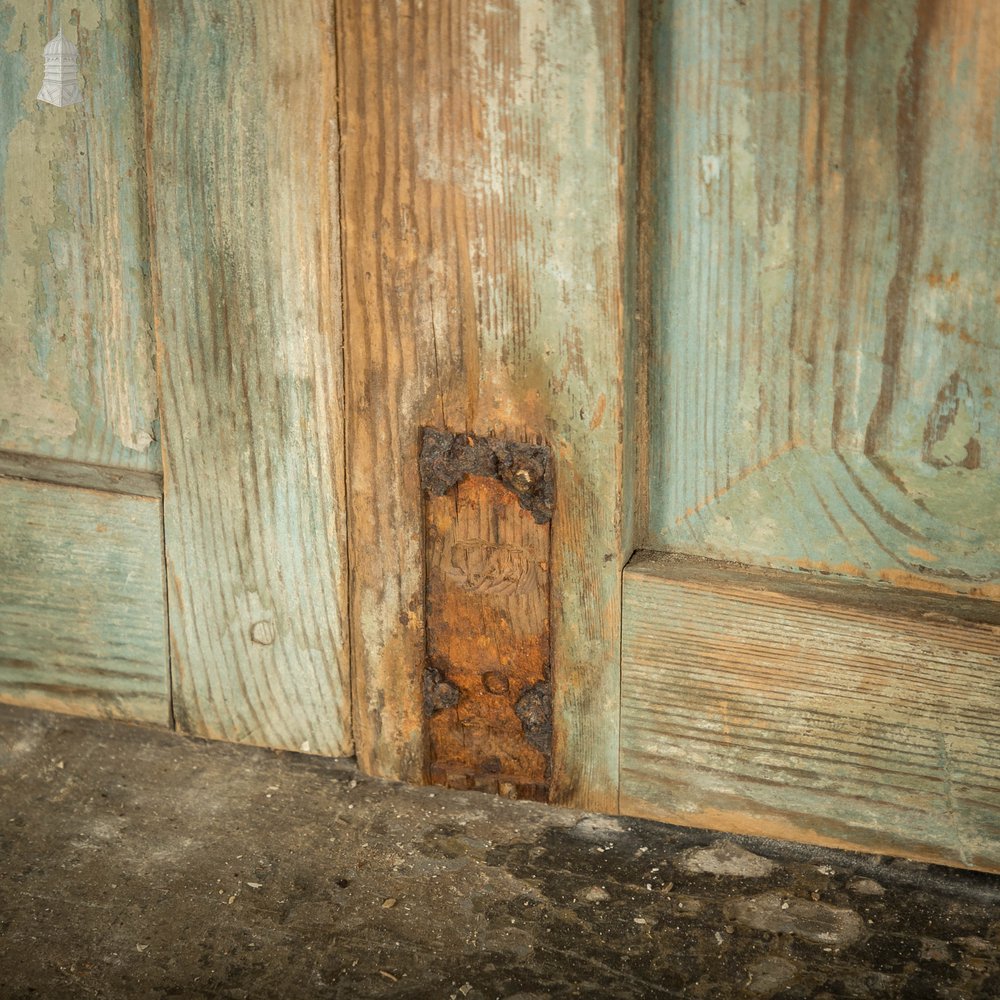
[337,0,640,807]
[0,0,158,473]
[647,0,999,596]
[0,476,168,724]
[621,551,1000,872]
[140,1,351,756]
[0,449,161,498]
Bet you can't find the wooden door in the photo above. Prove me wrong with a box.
[620,0,1000,871]
[3,0,996,873]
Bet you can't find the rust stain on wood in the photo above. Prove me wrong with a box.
[337,2,634,806]
[421,429,552,801]
[420,428,554,525]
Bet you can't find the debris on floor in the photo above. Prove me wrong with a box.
[0,704,997,999]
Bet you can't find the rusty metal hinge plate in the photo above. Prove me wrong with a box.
[420,429,553,801]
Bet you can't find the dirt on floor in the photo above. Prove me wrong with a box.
[0,704,997,999]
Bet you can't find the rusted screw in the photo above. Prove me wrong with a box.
[482,671,509,695]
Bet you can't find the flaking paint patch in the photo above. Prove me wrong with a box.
[886,460,1000,558]
[759,210,794,350]
[730,91,757,234]
[929,393,978,467]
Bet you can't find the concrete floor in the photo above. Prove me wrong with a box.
[0,705,997,999]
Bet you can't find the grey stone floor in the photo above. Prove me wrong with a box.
[0,704,997,999]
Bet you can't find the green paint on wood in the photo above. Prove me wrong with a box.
[647,0,999,595]
[141,0,351,756]
[621,552,1000,872]
[0,0,157,471]
[0,476,168,723]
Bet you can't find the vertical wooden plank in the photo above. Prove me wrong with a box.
[140,1,351,755]
[338,1,640,808]
[0,477,168,724]
[647,0,999,596]
[0,0,158,472]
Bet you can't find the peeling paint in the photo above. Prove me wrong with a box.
[0,0,158,468]
[649,0,999,592]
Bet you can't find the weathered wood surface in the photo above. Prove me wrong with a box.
[422,432,552,800]
[648,0,999,597]
[139,0,351,756]
[0,449,162,498]
[338,0,640,809]
[0,0,158,473]
[621,552,1000,872]
[0,476,168,724]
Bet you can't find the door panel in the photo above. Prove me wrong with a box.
[630,0,999,869]
[621,552,1000,872]
[648,0,998,596]
[0,476,168,724]
[0,1,158,473]
[0,2,167,720]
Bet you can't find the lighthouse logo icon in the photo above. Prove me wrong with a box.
[37,28,83,108]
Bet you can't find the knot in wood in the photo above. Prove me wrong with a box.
[250,620,276,646]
